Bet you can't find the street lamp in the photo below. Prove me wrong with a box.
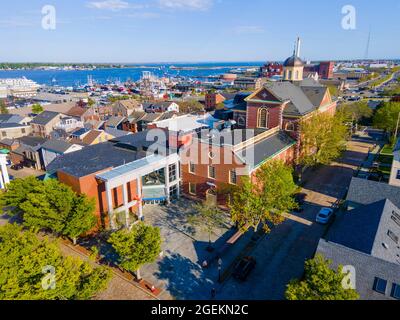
[218,258,222,283]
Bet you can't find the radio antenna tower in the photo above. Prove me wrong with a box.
[365,28,371,60]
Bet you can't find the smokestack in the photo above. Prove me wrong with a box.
[295,37,301,58]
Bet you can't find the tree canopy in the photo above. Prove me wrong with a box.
[300,112,349,167]
[229,160,298,233]
[338,101,373,124]
[108,222,162,274]
[0,224,110,300]
[0,101,9,114]
[31,103,44,114]
[178,99,205,114]
[285,254,359,300]
[0,177,97,242]
[188,202,227,248]
[373,101,400,138]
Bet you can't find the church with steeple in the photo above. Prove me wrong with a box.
[226,37,337,160]
[282,37,305,82]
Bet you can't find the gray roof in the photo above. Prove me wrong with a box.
[0,123,27,129]
[48,130,173,178]
[0,114,23,124]
[235,131,296,170]
[41,139,73,154]
[47,142,145,178]
[18,136,47,147]
[347,177,400,209]
[0,138,17,146]
[327,199,400,263]
[30,111,60,126]
[197,128,267,147]
[265,82,317,116]
[105,116,126,128]
[283,55,304,67]
[105,127,131,138]
[301,86,328,107]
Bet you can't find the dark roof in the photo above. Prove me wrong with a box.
[0,123,27,129]
[105,128,131,138]
[71,127,90,137]
[347,177,400,209]
[31,111,60,126]
[111,129,170,150]
[265,82,317,116]
[42,139,73,154]
[197,128,267,147]
[0,114,23,124]
[0,138,17,146]
[48,130,173,178]
[301,86,328,107]
[230,92,252,111]
[47,142,145,177]
[235,131,296,169]
[18,136,47,147]
[283,55,304,67]
[327,199,400,263]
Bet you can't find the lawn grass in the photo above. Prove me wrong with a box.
[378,165,392,175]
[381,144,394,155]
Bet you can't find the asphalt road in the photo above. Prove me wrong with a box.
[213,137,373,300]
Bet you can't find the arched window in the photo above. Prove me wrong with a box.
[288,70,292,79]
[258,108,268,128]
[237,116,246,127]
[285,122,295,131]
[295,70,299,80]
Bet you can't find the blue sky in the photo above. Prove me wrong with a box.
[0,0,399,63]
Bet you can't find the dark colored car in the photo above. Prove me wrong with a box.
[293,193,307,212]
[233,257,256,281]
[11,163,24,170]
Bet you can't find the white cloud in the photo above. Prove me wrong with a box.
[233,26,265,35]
[86,0,131,11]
[158,0,213,11]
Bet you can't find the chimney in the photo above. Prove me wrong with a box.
[295,37,301,58]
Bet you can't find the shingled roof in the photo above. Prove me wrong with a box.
[31,111,60,126]
[327,199,400,264]
[347,177,400,209]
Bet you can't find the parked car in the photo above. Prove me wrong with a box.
[293,193,307,212]
[233,257,256,281]
[316,208,334,224]
[11,163,24,171]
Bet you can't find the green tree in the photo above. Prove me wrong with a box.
[0,176,42,215]
[0,101,9,114]
[20,179,75,233]
[31,103,44,114]
[327,85,338,97]
[339,101,373,124]
[229,160,298,233]
[108,223,162,280]
[188,202,227,251]
[373,101,400,138]
[63,195,97,245]
[87,98,96,107]
[285,254,359,300]
[2,178,98,243]
[300,112,349,167]
[178,99,205,114]
[0,224,110,300]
